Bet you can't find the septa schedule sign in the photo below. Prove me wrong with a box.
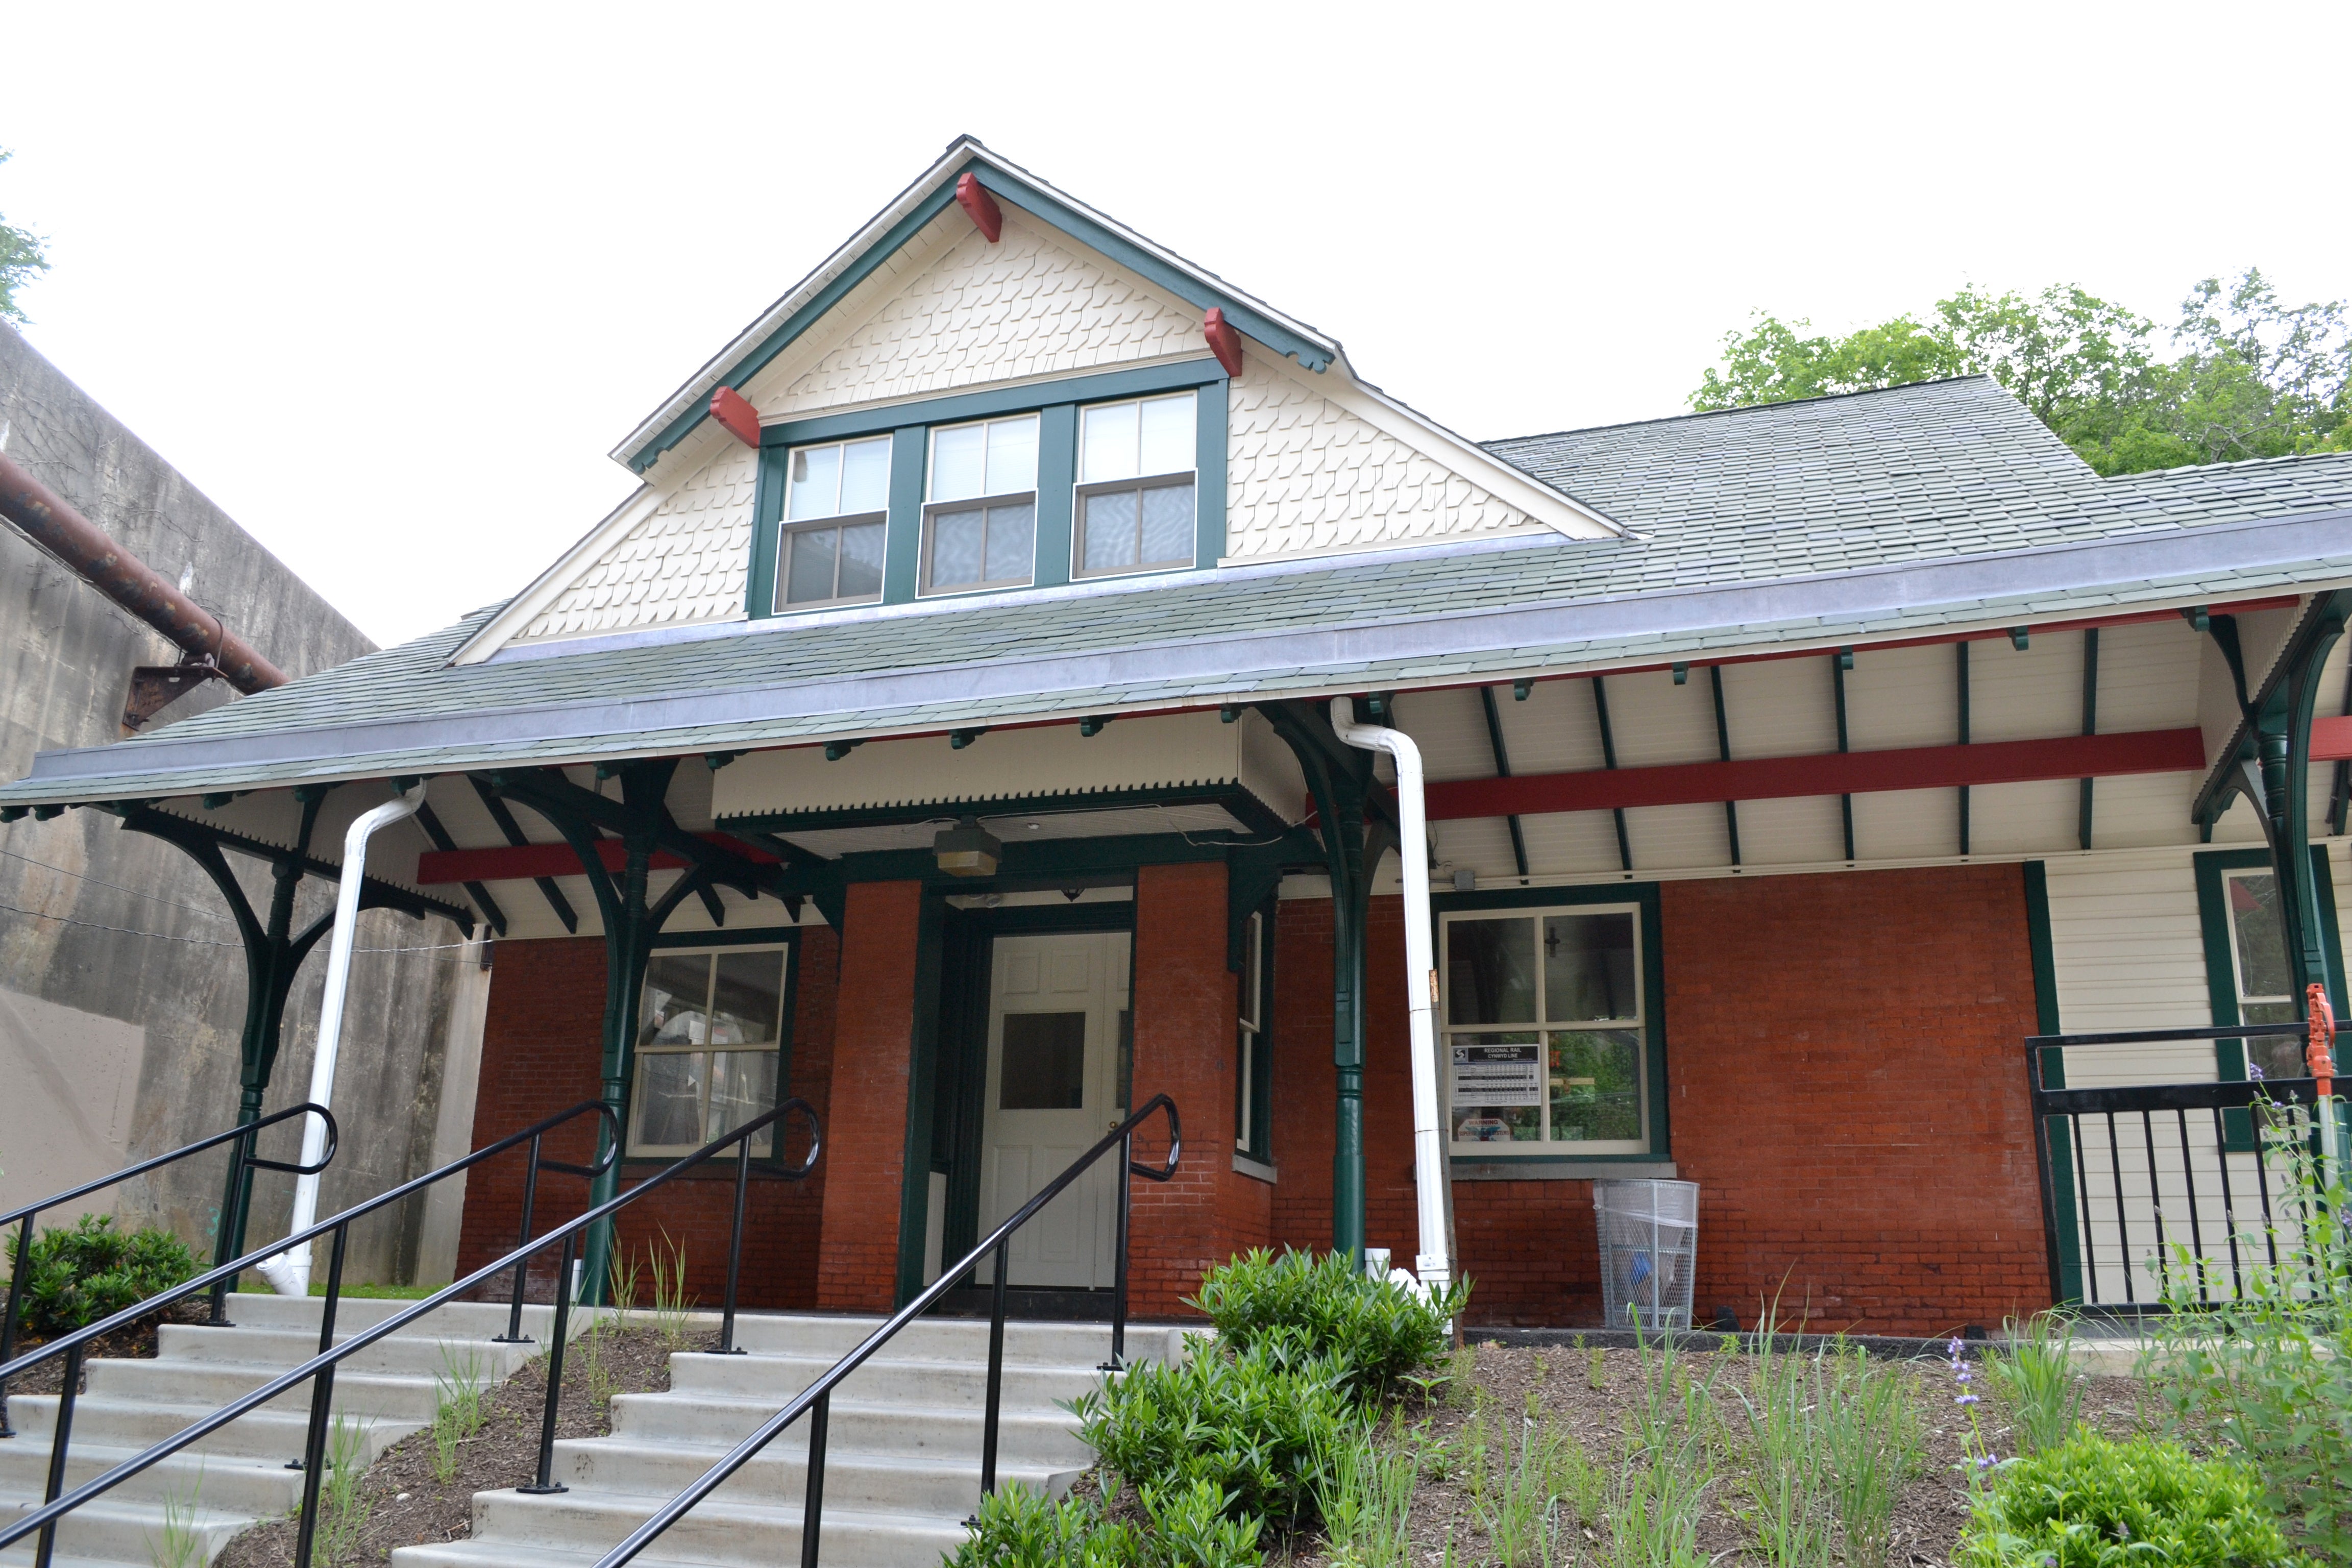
[1450,1043,1541,1107]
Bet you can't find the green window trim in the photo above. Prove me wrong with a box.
[1429,881,1669,1169]
[2194,845,2345,1149]
[746,361,1229,618]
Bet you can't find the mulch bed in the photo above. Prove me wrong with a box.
[0,1294,215,1398]
[216,1323,700,1567]
[1267,1340,2151,1567]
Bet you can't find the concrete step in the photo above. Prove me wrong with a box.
[609,1389,1093,1466]
[389,1312,1180,1568]
[548,1433,1079,1514]
[0,1290,560,1566]
[410,1486,968,1568]
[664,1348,1111,1409]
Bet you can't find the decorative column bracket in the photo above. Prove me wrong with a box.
[2191,592,2352,1013]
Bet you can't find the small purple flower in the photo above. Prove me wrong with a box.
[1955,1368,1971,1384]
[2248,1062,2266,1082]
[1948,1337,1964,1359]
[1955,1393,1980,1406]
[1976,1453,2000,1470]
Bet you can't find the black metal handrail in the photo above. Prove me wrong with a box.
[2027,1024,2323,1311]
[594,1092,1181,1568]
[0,1096,625,1568]
[0,1100,338,1439]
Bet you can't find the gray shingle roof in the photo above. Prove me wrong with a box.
[9,377,2352,806]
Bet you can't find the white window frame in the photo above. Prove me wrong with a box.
[776,436,891,609]
[1072,391,1198,580]
[628,944,792,1160]
[1236,909,1264,1154]
[920,414,1039,596]
[2219,866,2297,1024]
[1438,903,1650,1157]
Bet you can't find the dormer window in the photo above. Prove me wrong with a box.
[1076,391,1196,578]
[780,436,890,606]
[923,414,1039,594]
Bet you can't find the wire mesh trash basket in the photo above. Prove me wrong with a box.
[1593,1179,1698,1331]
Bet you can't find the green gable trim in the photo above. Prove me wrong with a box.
[627,152,1325,475]
[964,165,1333,374]
[1430,880,1671,1163]
[757,359,1226,449]
[630,178,964,475]
[746,360,1231,618]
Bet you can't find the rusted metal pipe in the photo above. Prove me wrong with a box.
[0,448,287,692]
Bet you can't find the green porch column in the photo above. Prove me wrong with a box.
[582,838,658,1303]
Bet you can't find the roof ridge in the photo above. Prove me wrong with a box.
[1482,374,2002,448]
[2106,448,2352,482]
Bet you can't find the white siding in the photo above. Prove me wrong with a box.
[1602,669,1719,768]
[1850,787,1955,861]
[1734,795,1847,866]
[1222,360,1542,559]
[1517,810,1630,878]
[518,443,757,642]
[1720,658,1839,757]
[1845,643,1961,750]
[1497,679,1608,774]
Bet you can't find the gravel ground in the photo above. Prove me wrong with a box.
[216,1323,696,1568]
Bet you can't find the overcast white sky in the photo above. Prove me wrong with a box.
[4,3,2347,649]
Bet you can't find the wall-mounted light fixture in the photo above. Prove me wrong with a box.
[933,816,1002,878]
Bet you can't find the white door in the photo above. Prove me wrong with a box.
[977,932,1131,1288]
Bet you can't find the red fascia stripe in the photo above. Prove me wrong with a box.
[417,832,779,887]
[1425,728,2209,821]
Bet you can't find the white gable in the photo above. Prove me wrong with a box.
[744,211,1208,422]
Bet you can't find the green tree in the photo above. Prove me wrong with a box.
[1691,270,2350,475]
[0,148,50,326]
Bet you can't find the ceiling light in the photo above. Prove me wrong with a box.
[933,816,1002,878]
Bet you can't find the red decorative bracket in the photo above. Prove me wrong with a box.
[954,173,1002,242]
[709,385,761,450]
[1204,308,1244,376]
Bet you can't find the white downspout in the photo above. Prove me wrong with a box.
[256,783,425,1296]
[1329,699,1452,1292]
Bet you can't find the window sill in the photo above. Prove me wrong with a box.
[1231,1151,1277,1185]
[1447,1158,1678,1182]
[618,1157,803,1179]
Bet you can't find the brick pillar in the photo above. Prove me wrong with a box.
[816,880,924,1312]
[1128,861,1239,1316]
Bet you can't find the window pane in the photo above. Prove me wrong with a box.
[838,521,885,598]
[787,445,840,522]
[1543,913,1637,1021]
[783,527,838,605]
[712,949,785,1044]
[1139,482,1193,566]
[1447,918,1537,1023]
[1448,1035,1541,1142]
[984,502,1035,583]
[1549,1030,1641,1142]
[1001,1012,1087,1109]
[642,954,710,1044]
[633,1050,705,1148]
[840,436,891,514]
[1082,489,1139,573]
[986,415,1039,494]
[932,425,987,501]
[1139,393,1194,476]
[2228,873,2291,1001]
[706,1049,778,1154]
[1082,401,1139,483]
[931,508,985,586]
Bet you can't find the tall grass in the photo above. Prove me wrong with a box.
[1316,1416,1420,1568]
[646,1232,695,1346]
[146,1470,205,1568]
[313,1415,372,1565]
[1981,1311,2084,1455]
[429,1346,489,1484]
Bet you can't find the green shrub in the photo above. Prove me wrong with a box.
[10,1214,197,1338]
[946,1483,1143,1568]
[1187,1249,1467,1404]
[1957,1431,2293,1567]
[1073,1330,1352,1532]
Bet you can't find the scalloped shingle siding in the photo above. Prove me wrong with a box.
[520,444,757,642]
[753,217,1205,419]
[1224,366,1534,557]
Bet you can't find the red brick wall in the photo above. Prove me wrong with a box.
[814,880,925,1312]
[1125,862,1271,1316]
[454,926,838,1310]
[1267,866,2050,1336]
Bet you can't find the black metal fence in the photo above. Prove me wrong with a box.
[2027,1023,2324,1308]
